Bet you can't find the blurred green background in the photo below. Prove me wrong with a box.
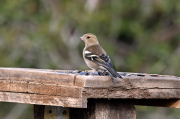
[0,0,180,119]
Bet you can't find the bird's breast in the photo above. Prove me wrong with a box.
[84,57,98,70]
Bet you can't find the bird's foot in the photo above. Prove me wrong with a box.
[103,71,109,76]
[98,72,103,76]
[97,71,108,76]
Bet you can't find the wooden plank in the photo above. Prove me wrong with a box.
[70,99,136,119]
[0,80,28,93]
[10,80,28,92]
[0,92,87,108]
[75,75,180,89]
[0,80,82,98]
[75,75,113,88]
[28,82,57,95]
[0,80,10,91]
[126,76,180,89]
[34,105,45,119]
[28,83,82,98]
[83,88,180,99]
[58,85,82,98]
[0,68,75,86]
[134,99,180,108]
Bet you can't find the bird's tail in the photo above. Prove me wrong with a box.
[105,67,123,79]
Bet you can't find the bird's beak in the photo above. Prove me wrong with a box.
[80,36,84,41]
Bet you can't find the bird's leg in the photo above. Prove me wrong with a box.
[91,69,96,76]
[102,71,107,76]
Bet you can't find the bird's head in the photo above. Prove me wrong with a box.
[80,33,99,46]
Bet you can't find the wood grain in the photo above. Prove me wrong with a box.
[0,92,86,108]
[0,68,180,108]
[82,88,180,99]
[76,75,180,89]
[0,68,75,85]
[0,80,10,91]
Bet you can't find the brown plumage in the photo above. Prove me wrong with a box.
[80,33,122,79]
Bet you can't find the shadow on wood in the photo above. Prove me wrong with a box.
[134,99,180,108]
[70,99,136,119]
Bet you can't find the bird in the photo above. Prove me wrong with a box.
[80,33,122,79]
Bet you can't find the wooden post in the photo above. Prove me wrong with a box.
[34,99,136,119]
[70,99,136,119]
[34,105,45,119]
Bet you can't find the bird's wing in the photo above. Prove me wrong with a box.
[85,51,113,68]
[85,45,113,69]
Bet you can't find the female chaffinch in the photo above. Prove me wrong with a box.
[80,33,122,79]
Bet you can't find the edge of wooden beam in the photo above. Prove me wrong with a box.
[0,92,87,108]
[134,99,180,108]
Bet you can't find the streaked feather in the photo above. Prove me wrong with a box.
[85,45,122,79]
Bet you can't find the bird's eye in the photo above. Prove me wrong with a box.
[87,36,90,39]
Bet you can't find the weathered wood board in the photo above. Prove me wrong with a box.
[0,92,86,108]
[0,68,180,108]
